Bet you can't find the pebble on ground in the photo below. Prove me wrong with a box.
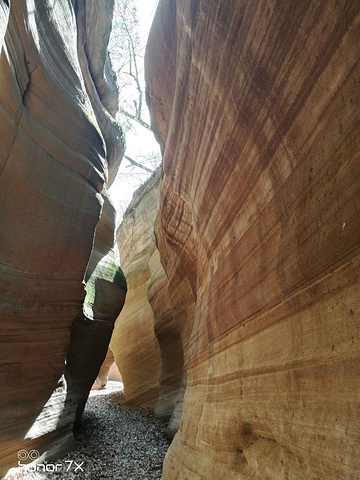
[6,382,170,480]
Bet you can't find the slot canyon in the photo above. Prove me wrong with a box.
[0,0,359,479]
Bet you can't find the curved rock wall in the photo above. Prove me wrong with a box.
[64,193,127,424]
[0,0,124,476]
[148,215,195,439]
[110,168,162,408]
[146,1,360,479]
[147,247,183,421]
[76,0,123,185]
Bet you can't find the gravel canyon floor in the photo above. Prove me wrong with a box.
[7,382,169,480]
[1,2,359,479]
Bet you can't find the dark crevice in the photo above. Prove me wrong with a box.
[22,61,39,106]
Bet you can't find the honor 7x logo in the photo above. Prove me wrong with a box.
[17,450,84,473]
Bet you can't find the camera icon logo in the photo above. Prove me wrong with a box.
[17,450,40,461]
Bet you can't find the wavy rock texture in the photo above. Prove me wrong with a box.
[148,217,195,439]
[145,1,360,479]
[148,249,181,420]
[63,193,127,424]
[110,169,162,408]
[0,0,123,476]
[76,0,123,185]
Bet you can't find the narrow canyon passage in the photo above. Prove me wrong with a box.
[1,1,359,479]
[7,382,169,480]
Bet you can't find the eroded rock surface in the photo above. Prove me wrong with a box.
[64,193,127,426]
[0,0,124,476]
[146,1,360,478]
[148,217,194,440]
[110,169,162,408]
[92,348,119,390]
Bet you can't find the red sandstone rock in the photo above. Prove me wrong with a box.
[147,249,183,421]
[145,1,360,478]
[148,216,195,439]
[0,1,124,476]
[110,169,162,408]
[64,193,127,424]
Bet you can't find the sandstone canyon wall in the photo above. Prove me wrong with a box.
[0,0,125,476]
[92,347,121,390]
[64,192,126,424]
[148,216,195,440]
[110,168,193,439]
[145,1,360,479]
[110,168,162,408]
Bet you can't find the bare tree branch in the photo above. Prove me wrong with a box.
[124,155,154,173]
[109,0,161,182]
[120,107,151,130]
[124,71,142,104]
[120,10,143,120]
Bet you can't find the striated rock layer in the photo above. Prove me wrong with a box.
[145,1,360,479]
[148,216,194,439]
[110,169,162,408]
[0,0,124,476]
[63,192,126,425]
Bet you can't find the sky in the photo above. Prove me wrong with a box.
[108,0,160,224]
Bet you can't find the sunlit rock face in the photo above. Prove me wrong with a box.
[145,1,360,479]
[110,168,162,408]
[92,348,119,390]
[0,0,124,476]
